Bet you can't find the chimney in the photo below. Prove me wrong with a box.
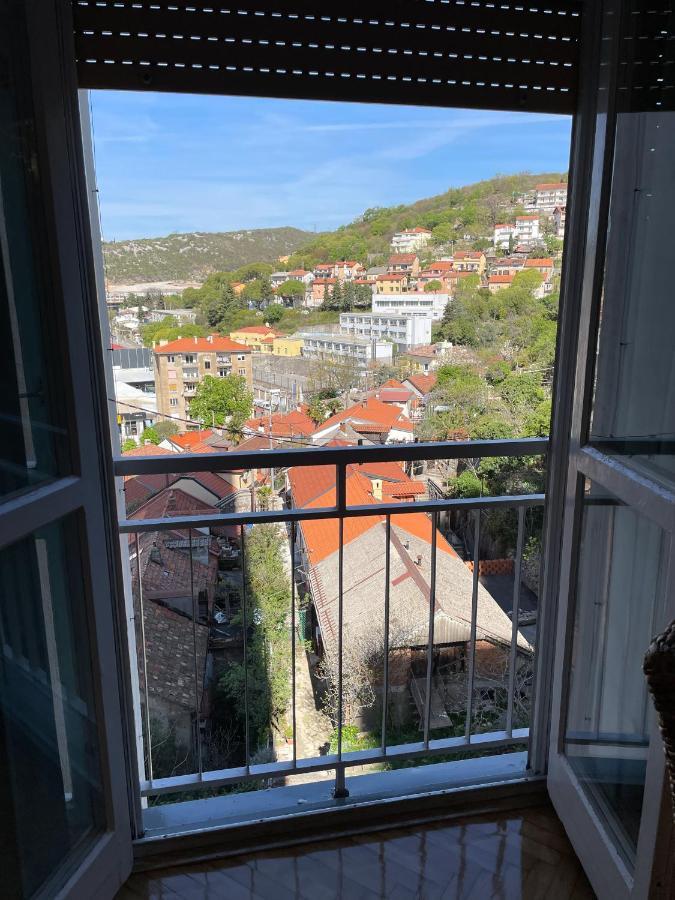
[194,336,198,344]
[207,334,213,343]
[371,478,382,502]
[158,339,168,346]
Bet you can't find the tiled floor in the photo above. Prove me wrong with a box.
[118,804,595,898]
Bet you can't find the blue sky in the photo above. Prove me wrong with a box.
[90,92,572,241]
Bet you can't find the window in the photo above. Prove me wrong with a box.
[218,368,228,377]
[167,354,175,363]
[184,354,195,364]
[204,359,211,370]
[238,368,246,376]
[169,398,178,407]
[237,354,246,362]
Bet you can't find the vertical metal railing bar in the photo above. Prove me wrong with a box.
[335,464,348,797]
[135,531,153,784]
[240,523,251,773]
[465,510,481,740]
[506,507,526,737]
[381,514,391,755]
[188,527,204,779]
[291,519,297,767]
[423,511,438,749]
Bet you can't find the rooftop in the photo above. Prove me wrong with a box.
[154,335,250,354]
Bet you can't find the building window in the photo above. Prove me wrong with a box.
[238,368,246,376]
[167,354,175,363]
[204,359,211,369]
[184,354,195,364]
[169,398,178,407]
[218,368,228,377]
[237,354,246,362]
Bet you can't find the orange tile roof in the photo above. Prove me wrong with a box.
[388,254,418,264]
[314,397,407,435]
[382,481,426,497]
[406,373,437,395]
[233,325,284,336]
[536,182,567,190]
[377,273,407,281]
[489,274,515,284]
[392,417,415,432]
[122,443,173,457]
[494,223,514,229]
[170,429,214,449]
[244,409,315,438]
[401,227,432,234]
[155,335,250,354]
[524,258,554,267]
[516,215,539,221]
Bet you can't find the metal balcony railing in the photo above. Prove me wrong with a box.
[114,437,546,801]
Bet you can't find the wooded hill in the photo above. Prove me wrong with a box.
[103,172,566,283]
[102,227,313,283]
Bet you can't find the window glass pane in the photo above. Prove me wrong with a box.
[0,515,105,898]
[0,9,72,501]
[563,479,668,867]
[590,106,675,486]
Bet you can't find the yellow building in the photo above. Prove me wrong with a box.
[271,335,304,357]
[229,325,284,352]
[375,273,409,294]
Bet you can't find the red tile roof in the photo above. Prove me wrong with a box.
[406,373,437,395]
[382,481,426,497]
[524,258,554,268]
[313,397,408,435]
[130,486,217,522]
[489,274,515,284]
[377,273,407,282]
[243,408,315,439]
[233,325,284,336]
[155,335,250,354]
[388,254,418,265]
[536,182,567,190]
[122,443,173,457]
[377,389,412,403]
[401,227,432,234]
[170,429,215,450]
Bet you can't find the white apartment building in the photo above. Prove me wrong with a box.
[146,307,198,324]
[515,216,541,245]
[493,223,516,249]
[390,227,432,253]
[371,291,450,322]
[114,381,157,442]
[535,182,568,212]
[299,331,394,366]
[339,312,432,349]
[553,205,566,238]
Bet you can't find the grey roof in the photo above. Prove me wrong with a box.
[307,520,530,665]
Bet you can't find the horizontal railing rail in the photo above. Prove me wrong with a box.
[117,438,547,801]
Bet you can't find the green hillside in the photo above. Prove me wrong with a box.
[285,171,566,269]
[103,226,314,284]
[103,172,565,284]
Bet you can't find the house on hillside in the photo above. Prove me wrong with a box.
[387,254,420,277]
[375,272,409,294]
[488,274,515,293]
[288,468,531,730]
[310,397,415,445]
[452,251,486,275]
[229,325,285,352]
[390,227,433,253]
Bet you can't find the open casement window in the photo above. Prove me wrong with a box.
[545,1,675,897]
[0,2,133,897]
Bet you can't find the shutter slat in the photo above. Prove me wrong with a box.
[73,0,582,112]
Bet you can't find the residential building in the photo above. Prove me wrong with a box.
[310,277,336,305]
[289,465,525,726]
[242,406,315,441]
[553,204,567,237]
[146,308,198,324]
[334,260,364,281]
[114,381,157,443]
[229,325,285,351]
[452,251,487,275]
[535,181,568,212]
[375,272,409,294]
[270,271,291,289]
[153,335,252,422]
[494,223,516,249]
[525,258,555,296]
[491,257,525,277]
[387,254,420,276]
[339,311,432,349]
[271,334,304,357]
[313,263,335,279]
[286,268,315,285]
[299,331,394,367]
[515,215,541,245]
[369,379,415,416]
[372,291,450,321]
[400,343,457,374]
[310,397,414,445]
[390,226,433,253]
[488,274,515,293]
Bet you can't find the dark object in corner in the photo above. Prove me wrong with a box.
[644,620,675,820]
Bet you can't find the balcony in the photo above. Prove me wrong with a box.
[115,438,546,820]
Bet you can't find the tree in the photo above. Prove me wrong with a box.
[277,280,305,306]
[424,279,443,293]
[188,374,253,438]
[138,426,158,445]
[121,437,137,453]
[265,305,283,323]
[153,419,180,442]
